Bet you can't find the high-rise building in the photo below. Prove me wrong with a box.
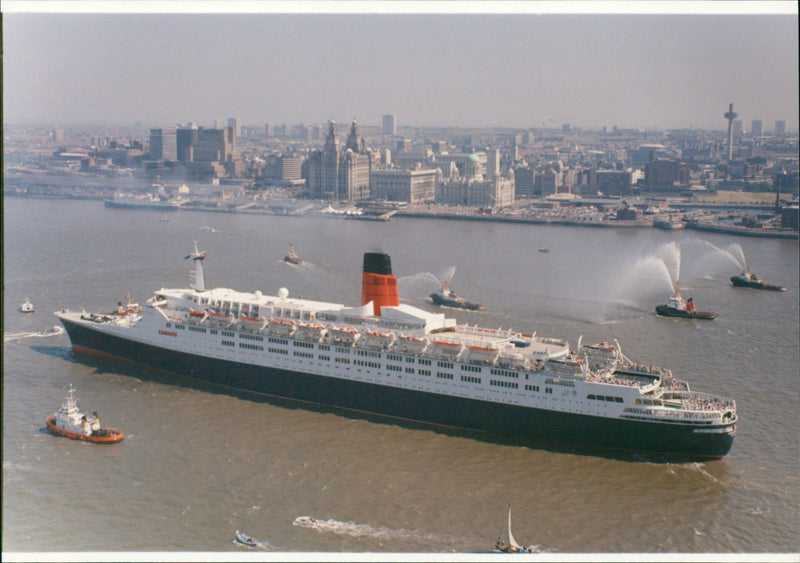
[513,167,536,197]
[176,126,198,162]
[382,114,397,135]
[149,128,177,161]
[214,118,224,130]
[775,120,786,136]
[751,120,763,136]
[194,128,234,162]
[733,120,743,139]
[644,158,689,191]
[227,118,241,139]
[486,148,501,179]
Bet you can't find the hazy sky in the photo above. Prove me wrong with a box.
[3,4,798,131]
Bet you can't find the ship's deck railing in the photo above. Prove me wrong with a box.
[661,390,736,412]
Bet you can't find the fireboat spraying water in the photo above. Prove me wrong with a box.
[655,283,717,320]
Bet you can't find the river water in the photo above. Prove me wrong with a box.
[3,197,798,559]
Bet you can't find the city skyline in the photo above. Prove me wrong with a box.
[2,3,798,131]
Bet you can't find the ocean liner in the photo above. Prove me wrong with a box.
[56,243,737,458]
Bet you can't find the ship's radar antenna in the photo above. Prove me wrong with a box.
[186,241,207,292]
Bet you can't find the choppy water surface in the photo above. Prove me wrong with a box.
[3,197,798,557]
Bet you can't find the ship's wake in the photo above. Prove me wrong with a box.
[4,327,64,343]
[292,515,444,543]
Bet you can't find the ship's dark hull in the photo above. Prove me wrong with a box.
[730,277,786,291]
[655,305,717,320]
[430,293,484,311]
[59,318,734,459]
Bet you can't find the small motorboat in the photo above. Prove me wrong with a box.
[430,280,484,311]
[46,385,124,443]
[284,244,303,265]
[293,515,317,528]
[494,505,540,554]
[19,298,35,313]
[655,284,716,320]
[234,530,257,547]
[39,326,65,337]
[730,268,786,292]
[538,247,551,253]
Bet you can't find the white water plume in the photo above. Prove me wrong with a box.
[293,516,444,543]
[398,266,456,297]
[655,241,681,286]
[620,256,676,296]
[691,239,744,272]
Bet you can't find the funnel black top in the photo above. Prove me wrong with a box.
[363,252,393,275]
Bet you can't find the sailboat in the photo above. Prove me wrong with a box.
[494,505,539,554]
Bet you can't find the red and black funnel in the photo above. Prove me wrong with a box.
[361,252,399,316]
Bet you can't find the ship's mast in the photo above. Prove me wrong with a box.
[188,241,206,291]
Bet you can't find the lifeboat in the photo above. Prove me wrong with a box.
[188,309,208,323]
[295,322,326,341]
[432,339,462,359]
[329,326,359,344]
[240,314,267,331]
[268,317,295,337]
[363,329,395,349]
[46,385,124,444]
[467,344,500,363]
[399,334,428,354]
[207,310,235,326]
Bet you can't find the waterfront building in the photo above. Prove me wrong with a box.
[394,147,433,170]
[595,169,634,195]
[432,153,487,180]
[307,120,372,200]
[176,126,198,162]
[513,166,537,197]
[644,158,689,191]
[149,128,177,161]
[382,114,397,135]
[436,176,514,208]
[370,168,437,203]
[193,127,235,162]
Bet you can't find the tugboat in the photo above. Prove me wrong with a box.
[655,284,716,320]
[730,268,787,292]
[19,297,35,313]
[45,385,124,443]
[430,280,484,311]
[283,244,303,265]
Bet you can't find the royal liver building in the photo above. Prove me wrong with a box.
[307,120,372,201]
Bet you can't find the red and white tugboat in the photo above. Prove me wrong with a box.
[46,385,124,443]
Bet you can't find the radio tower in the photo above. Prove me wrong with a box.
[724,102,738,160]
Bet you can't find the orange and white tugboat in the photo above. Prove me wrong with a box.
[46,385,124,443]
